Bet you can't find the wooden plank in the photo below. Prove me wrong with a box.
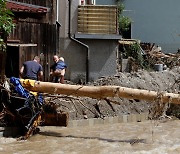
[78,27,117,30]
[78,12,116,17]
[78,17,116,24]
[78,20,117,25]
[41,112,69,126]
[78,6,117,10]
[78,9,117,13]
[78,17,116,22]
[7,43,37,47]
[78,29,117,34]
[78,24,117,29]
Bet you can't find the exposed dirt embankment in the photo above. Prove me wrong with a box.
[46,67,180,120]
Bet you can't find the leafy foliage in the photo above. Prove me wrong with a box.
[119,16,131,32]
[122,43,145,68]
[0,0,15,51]
[116,1,131,37]
[0,0,15,40]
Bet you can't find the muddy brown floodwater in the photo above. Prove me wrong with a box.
[0,120,180,154]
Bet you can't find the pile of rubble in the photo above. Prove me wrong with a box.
[141,42,180,69]
[119,40,180,72]
[53,66,180,121]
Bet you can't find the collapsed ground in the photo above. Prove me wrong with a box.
[45,66,180,121]
[46,42,180,121]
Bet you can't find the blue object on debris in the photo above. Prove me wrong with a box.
[10,77,30,98]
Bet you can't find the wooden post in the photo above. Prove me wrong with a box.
[0,51,6,82]
[20,79,180,104]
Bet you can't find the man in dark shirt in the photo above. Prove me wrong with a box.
[20,56,43,81]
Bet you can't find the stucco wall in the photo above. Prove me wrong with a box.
[123,0,180,53]
[83,39,117,81]
[59,38,87,83]
[96,0,116,5]
[59,38,117,83]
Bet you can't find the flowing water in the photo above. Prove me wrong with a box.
[0,120,180,154]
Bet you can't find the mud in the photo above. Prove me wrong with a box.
[46,67,180,121]
[1,120,180,153]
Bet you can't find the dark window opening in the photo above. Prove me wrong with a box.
[5,46,19,78]
[120,24,131,39]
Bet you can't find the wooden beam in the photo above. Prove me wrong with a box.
[7,43,37,47]
[20,80,180,104]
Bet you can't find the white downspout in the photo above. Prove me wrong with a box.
[56,0,59,21]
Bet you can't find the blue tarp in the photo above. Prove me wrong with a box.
[10,77,30,98]
[10,77,44,105]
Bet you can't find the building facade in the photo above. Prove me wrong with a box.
[123,0,180,53]
[5,0,121,82]
[6,0,59,81]
[58,0,121,83]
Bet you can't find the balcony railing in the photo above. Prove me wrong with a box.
[77,5,118,34]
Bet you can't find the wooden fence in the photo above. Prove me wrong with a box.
[78,5,118,34]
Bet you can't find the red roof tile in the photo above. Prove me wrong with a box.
[6,0,50,13]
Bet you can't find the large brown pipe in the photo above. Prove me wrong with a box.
[20,79,180,104]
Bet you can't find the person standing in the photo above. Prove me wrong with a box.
[50,55,67,83]
[20,56,43,81]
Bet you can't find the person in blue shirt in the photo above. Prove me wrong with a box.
[20,56,43,81]
[50,55,67,83]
